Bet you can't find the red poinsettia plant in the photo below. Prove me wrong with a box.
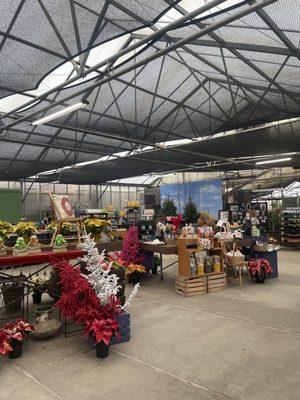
[0,319,34,356]
[85,317,119,346]
[248,259,273,277]
[54,259,121,346]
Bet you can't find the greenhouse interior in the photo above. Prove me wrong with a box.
[0,1,299,399]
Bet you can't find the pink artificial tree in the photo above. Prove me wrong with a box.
[121,225,144,266]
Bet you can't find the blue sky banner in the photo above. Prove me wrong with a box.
[160,179,222,219]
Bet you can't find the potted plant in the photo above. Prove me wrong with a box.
[85,317,119,358]
[28,276,48,304]
[46,221,73,236]
[14,221,38,244]
[248,259,273,283]
[0,237,7,256]
[84,219,111,242]
[0,319,34,359]
[0,220,13,244]
[152,255,160,275]
[54,234,141,359]
[126,264,147,284]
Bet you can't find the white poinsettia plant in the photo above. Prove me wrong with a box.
[80,233,140,310]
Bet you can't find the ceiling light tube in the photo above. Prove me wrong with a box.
[255,157,291,165]
[31,102,88,126]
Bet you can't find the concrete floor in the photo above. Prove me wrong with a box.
[1,249,300,400]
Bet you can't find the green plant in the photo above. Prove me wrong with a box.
[14,221,37,237]
[161,198,177,217]
[84,219,111,234]
[0,220,13,239]
[183,196,199,223]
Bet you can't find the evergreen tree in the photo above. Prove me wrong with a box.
[161,197,177,217]
[183,196,199,223]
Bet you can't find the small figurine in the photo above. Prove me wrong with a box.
[28,235,42,253]
[52,234,67,252]
[13,236,28,256]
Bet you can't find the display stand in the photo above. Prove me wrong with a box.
[178,237,203,277]
[50,218,84,248]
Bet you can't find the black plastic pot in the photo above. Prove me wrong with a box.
[256,273,265,284]
[95,342,109,359]
[9,340,23,359]
[151,266,158,275]
[128,272,141,285]
[32,290,42,304]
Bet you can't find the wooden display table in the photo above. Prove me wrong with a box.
[0,249,84,269]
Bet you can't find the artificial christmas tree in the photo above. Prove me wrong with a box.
[161,198,177,217]
[183,196,199,223]
[121,225,144,266]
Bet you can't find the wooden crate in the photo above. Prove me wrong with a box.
[175,275,207,297]
[207,272,227,293]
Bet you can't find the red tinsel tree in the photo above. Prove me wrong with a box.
[121,225,144,266]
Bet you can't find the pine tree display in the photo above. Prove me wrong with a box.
[121,225,144,266]
[183,196,199,223]
[161,198,177,217]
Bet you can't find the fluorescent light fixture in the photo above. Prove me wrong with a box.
[31,102,88,126]
[256,157,291,165]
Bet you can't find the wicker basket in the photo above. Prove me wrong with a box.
[227,253,245,266]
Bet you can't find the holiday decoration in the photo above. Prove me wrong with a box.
[50,193,75,220]
[183,196,199,223]
[121,225,144,266]
[53,234,67,252]
[54,234,140,358]
[161,197,177,217]
[28,235,42,253]
[46,221,73,236]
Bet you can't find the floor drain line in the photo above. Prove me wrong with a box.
[112,349,235,400]
[13,365,63,400]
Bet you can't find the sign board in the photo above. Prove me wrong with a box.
[50,193,75,220]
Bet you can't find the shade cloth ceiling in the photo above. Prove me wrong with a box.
[0,0,299,183]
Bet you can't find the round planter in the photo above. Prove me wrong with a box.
[9,340,23,359]
[95,342,110,359]
[32,306,61,339]
[32,290,42,304]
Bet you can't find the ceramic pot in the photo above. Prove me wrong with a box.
[95,342,109,358]
[32,306,61,339]
[9,340,23,359]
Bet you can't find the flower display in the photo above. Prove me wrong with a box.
[0,319,34,356]
[126,264,147,276]
[121,225,144,266]
[84,218,111,234]
[14,221,38,237]
[54,234,140,350]
[248,259,273,277]
[0,220,13,239]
